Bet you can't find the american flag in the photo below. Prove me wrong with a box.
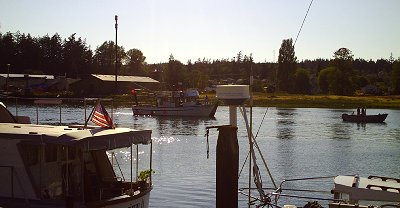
[91,102,114,128]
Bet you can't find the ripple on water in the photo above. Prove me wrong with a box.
[152,136,181,144]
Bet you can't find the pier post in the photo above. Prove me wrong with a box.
[216,125,239,208]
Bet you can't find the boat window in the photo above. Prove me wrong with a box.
[60,146,77,161]
[69,147,76,160]
[45,144,58,162]
[19,144,39,166]
[61,146,67,161]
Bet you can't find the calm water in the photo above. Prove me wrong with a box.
[5,104,400,207]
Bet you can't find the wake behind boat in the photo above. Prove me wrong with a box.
[132,89,218,117]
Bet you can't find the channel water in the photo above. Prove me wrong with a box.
[6,105,400,207]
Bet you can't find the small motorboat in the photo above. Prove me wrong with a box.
[341,113,388,123]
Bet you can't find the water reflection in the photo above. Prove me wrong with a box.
[330,123,351,140]
[276,108,297,139]
[155,116,215,136]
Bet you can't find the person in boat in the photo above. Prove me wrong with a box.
[131,89,138,106]
[357,107,360,115]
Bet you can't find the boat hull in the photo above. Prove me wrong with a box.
[87,187,151,208]
[0,191,150,208]
[132,103,218,117]
[341,113,388,123]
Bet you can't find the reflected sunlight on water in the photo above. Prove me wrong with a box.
[152,136,181,144]
[4,104,400,207]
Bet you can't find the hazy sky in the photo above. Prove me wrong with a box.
[1,0,399,64]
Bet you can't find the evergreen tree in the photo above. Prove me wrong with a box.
[38,34,63,75]
[392,60,400,94]
[93,41,125,75]
[294,68,311,94]
[330,48,355,95]
[62,33,93,78]
[126,48,146,76]
[277,38,297,92]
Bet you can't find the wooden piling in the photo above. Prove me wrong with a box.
[216,125,239,208]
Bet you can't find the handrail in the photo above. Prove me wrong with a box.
[0,96,114,126]
[368,175,400,183]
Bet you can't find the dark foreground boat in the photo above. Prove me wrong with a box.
[341,113,388,123]
[0,100,153,208]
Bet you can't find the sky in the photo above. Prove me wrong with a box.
[0,0,399,64]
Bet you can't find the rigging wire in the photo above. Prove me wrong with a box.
[294,0,314,47]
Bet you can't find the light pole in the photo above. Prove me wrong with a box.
[6,64,10,92]
[115,15,118,93]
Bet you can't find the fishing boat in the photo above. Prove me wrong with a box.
[341,113,388,123]
[0,100,153,207]
[132,89,218,117]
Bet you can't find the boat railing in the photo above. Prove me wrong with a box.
[238,175,347,207]
[0,96,114,126]
[368,176,400,183]
[268,176,350,207]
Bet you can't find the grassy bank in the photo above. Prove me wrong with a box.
[112,93,400,109]
[249,93,400,109]
[201,93,400,109]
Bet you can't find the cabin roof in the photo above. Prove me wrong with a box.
[0,123,152,150]
[91,74,159,83]
[0,74,55,79]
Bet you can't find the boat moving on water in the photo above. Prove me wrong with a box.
[0,101,153,208]
[132,89,218,117]
[341,113,388,123]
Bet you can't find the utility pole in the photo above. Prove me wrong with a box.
[115,15,118,93]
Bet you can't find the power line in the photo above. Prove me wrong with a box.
[294,0,314,47]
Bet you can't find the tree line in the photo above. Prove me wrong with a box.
[1,31,399,95]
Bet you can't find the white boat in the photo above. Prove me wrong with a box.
[132,89,218,117]
[330,175,400,208]
[0,101,153,207]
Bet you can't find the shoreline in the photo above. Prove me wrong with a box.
[204,93,400,109]
[113,93,400,109]
[2,93,399,109]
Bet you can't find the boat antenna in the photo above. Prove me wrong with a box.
[294,0,314,47]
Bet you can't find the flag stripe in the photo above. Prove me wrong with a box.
[91,102,113,128]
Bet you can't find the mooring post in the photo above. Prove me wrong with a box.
[216,125,239,208]
[215,85,249,208]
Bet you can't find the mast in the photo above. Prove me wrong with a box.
[115,15,118,93]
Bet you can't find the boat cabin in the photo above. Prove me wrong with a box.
[0,102,153,207]
[156,89,201,108]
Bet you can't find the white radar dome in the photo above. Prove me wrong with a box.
[216,85,250,105]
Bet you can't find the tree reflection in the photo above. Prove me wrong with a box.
[276,108,297,139]
[330,123,351,140]
[155,117,215,136]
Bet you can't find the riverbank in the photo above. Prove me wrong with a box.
[110,93,400,109]
[248,93,400,109]
[2,93,399,109]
